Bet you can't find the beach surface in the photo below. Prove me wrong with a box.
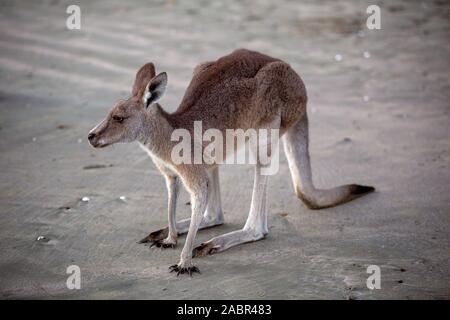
[0,0,449,299]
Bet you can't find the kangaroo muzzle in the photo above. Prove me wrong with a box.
[88,119,108,148]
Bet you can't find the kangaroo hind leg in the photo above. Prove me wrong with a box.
[193,115,280,257]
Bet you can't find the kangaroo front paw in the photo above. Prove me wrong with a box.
[192,241,221,257]
[138,227,169,244]
[149,237,177,249]
[169,262,201,277]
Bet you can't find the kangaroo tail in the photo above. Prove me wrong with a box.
[282,113,374,209]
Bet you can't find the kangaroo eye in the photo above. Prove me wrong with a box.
[112,115,125,123]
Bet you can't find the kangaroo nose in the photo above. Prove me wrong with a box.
[88,132,96,141]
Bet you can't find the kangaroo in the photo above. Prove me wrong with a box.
[88,49,374,276]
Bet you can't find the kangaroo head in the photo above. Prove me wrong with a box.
[88,63,167,148]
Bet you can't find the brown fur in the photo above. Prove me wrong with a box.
[167,49,307,134]
[88,49,374,275]
[132,63,155,97]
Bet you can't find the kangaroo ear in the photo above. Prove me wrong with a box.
[143,72,167,108]
[132,63,156,98]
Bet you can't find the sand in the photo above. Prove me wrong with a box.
[0,0,449,299]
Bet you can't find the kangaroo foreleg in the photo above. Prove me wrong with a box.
[169,169,209,276]
[140,167,224,245]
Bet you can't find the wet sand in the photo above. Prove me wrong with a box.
[0,0,449,299]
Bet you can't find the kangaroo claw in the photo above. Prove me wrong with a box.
[138,227,169,244]
[169,264,201,277]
